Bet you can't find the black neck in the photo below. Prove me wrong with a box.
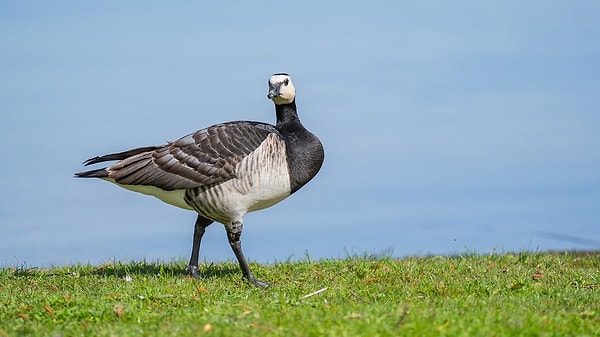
[275,101,304,132]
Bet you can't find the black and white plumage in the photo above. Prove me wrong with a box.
[75,73,324,287]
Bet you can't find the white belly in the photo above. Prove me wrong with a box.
[104,178,194,210]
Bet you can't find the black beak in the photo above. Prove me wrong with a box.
[267,85,280,99]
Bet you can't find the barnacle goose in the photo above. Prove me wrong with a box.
[75,73,324,287]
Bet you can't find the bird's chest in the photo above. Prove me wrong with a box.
[185,135,292,224]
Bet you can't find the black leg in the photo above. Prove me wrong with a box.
[186,215,213,279]
[227,220,269,287]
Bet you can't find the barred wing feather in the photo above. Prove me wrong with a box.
[103,121,277,191]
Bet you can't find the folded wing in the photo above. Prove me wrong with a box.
[79,121,278,191]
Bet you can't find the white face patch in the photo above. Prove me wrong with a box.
[268,74,296,105]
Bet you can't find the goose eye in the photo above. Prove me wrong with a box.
[283,79,289,85]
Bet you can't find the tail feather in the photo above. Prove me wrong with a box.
[76,146,159,178]
[74,167,109,178]
[82,146,159,166]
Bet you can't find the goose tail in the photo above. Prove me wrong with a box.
[75,145,160,179]
[81,146,159,166]
[74,167,109,178]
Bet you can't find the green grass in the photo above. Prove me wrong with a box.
[1,251,599,336]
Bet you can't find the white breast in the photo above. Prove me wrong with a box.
[185,133,292,224]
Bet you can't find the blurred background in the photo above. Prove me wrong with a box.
[1,1,599,268]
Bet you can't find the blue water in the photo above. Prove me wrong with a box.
[2,159,598,268]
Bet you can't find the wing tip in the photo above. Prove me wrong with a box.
[82,156,101,166]
[74,168,109,178]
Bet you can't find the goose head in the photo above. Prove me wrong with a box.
[267,73,296,105]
